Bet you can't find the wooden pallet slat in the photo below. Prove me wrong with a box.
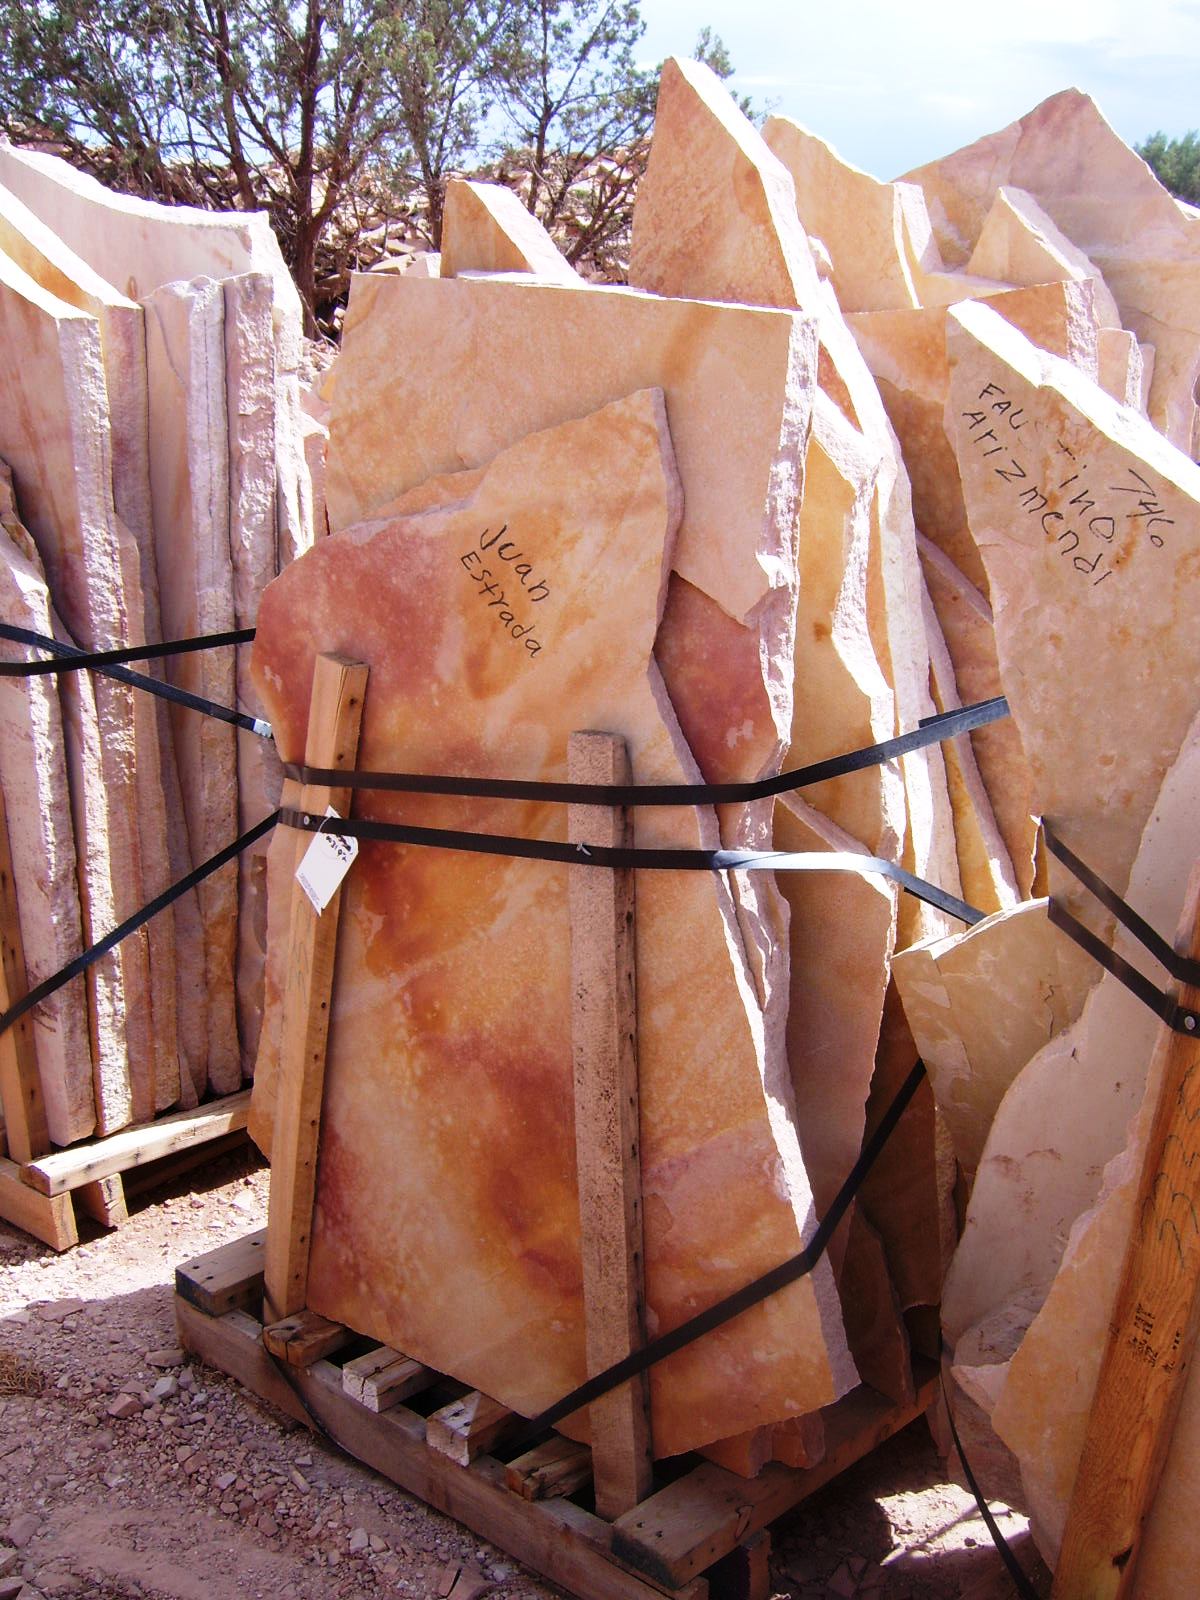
[0,1155,76,1250]
[505,1436,594,1502]
[22,1088,251,1196]
[176,1228,266,1315]
[611,1368,938,1588]
[342,1346,436,1412]
[428,1391,520,1465]
[263,1309,354,1367]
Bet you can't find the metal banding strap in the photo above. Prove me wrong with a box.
[0,622,256,676]
[1044,822,1200,986]
[277,810,986,928]
[1047,901,1200,1036]
[0,623,270,738]
[284,695,1010,807]
[0,811,280,1040]
[1045,821,1200,1035]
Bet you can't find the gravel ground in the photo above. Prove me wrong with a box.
[0,1145,1049,1600]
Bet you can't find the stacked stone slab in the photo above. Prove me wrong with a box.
[242,70,1200,1541]
[0,141,310,1148]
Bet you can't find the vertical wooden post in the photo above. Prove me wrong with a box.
[568,730,653,1519]
[0,786,50,1164]
[263,653,367,1323]
[1053,864,1200,1599]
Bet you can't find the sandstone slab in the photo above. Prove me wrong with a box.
[903,89,1200,452]
[252,390,855,1455]
[143,277,240,1092]
[0,469,93,1144]
[986,713,1200,1587]
[440,180,579,283]
[762,117,927,312]
[894,899,1093,1180]
[948,299,1200,901]
[0,250,157,1129]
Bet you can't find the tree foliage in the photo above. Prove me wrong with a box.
[1137,130,1200,206]
[0,0,743,331]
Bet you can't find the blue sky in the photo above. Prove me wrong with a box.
[639,0,1200,178]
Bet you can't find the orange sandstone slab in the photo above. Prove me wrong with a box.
[440,180,579,283]
[252,391,855,1457]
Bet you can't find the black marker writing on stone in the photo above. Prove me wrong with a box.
[478,524,550,601]
[460,539,544,657]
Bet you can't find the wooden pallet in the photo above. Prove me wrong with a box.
[172,674,939,1598]
[0,1089,252,1250]
[175,1231,938,1600]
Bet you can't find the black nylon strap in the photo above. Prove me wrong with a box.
[1047,901,1200,1036]
[0,811,279,1039]
[285,696,1010,807]
[941,1368,1042,1600]
[0,623,267,735]
[277,809,985,927]
[0,622,255,676]
[1043,822,1200,986]
[510,1057,929,1448]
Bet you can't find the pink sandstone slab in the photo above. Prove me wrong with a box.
[966,186,1123,330]
[440,180,579,283]
[251,390,855,1455]
[0,250,159,1130]
[224,271,285,1078]
[0,468,93,1144]
[0,140,311,565]
[0,194,184,1111]
[143,277,241,1093]
[761,117,925,312]
[902,89,1200,453]
[921,575,1019,917]
[893,899,1093,1181]
[947,299,1200,901]
[982,714,1200,1587]
[942,710,1200,1351]
[628,54,959,947]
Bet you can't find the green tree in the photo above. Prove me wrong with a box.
[1137,130,1200,205]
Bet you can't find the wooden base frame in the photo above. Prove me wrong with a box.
[176,1233,937,1600]
[0,1091,252,1251]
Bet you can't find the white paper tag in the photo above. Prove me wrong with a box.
[295,805,358,914]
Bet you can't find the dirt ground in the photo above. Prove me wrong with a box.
[0,1145,1050,1600]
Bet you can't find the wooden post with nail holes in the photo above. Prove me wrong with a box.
[1053,863,1200,1600]
[567,730,653,1519]
[263,654,367,1323]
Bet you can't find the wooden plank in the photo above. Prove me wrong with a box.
[705,1532,771,1600]
[0,1156,76,1249]
[263,1309,353,1367]
[263,653,367,1321]
[0,787,50,1164]
[1053,865,1200,1600]
[505,1437,594,1502]
[567,730,653,1519]
[612,1370,937,1587]
[428,1390,519,1465]
[23,1088,251,1195]
[175,1292,707,1600]
[175,1228,266,1316]
[75,1174,128,1229]
[342,1346,436,1412]
[121,1128,250,1199]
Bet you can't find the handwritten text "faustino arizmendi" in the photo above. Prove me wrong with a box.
[460,524,550,657]
[962,379,1175,589]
